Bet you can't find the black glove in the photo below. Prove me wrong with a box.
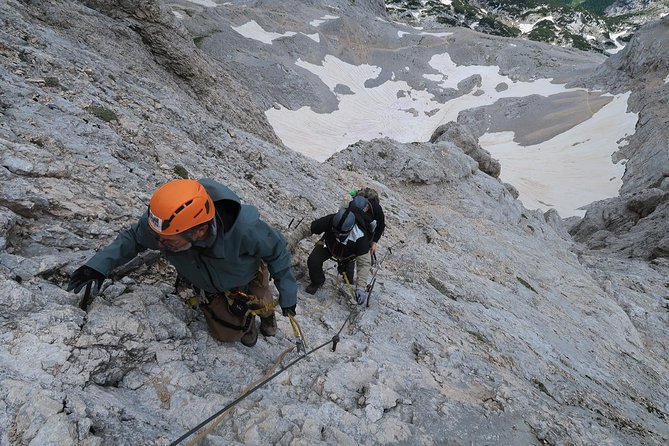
[336,262,348,274]
[67,265,105,295]
[282,305,297,317]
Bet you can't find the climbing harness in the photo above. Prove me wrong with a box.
[169,240,404,444]
[169,313,352,446]
[200,262,280,333]
[200,291,279,336]
[224,289,279,317]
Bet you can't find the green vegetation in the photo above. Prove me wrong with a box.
[436,15,458,26]
[516,276,538,293]
[44,77,60,88]
[388,0,635,52]
[428,275,457,300]
[569,32,592,51]
[84,105,118,123]
[603,11,644,27]
[453,0,479,18]
[478,15,522,37]
[193,35,210,48]
[490,0,617,15]
[531,378,555,399]
[580,0,615,15]
[30,137,44,147]
[192,29,220,48]
[466,329,488,343]
[527,19,558,42]
[173,165,189,179]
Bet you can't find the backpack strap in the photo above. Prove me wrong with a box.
[348,207,374,239]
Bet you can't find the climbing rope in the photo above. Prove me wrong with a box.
[365,240,403,306]
[288,314,308,353]
[170,241,405,444]
[168,312,352,446]
[185,345,295,446]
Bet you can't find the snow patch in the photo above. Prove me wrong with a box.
[428,53,565,95]
[266,52,582,162]
[186,0,218,7]
[423,74,444,82]
[478,93,636,217]
[419,31,452,38]
[518,23,534,33]
[518,16,555,34]
[310,15,339,27]
[398,30,452,38]
[232,21,297,44]
[605,30,628,55]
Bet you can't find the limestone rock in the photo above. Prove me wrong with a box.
[429,122,501,178]
[0,1,667,446]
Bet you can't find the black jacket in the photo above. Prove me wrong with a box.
[310,214,370,261]
[368,198,385,243]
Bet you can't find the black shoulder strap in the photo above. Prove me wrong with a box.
[333,209,352,232]
[349,207,373,237]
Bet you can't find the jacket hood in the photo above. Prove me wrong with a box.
[199,178,240,204]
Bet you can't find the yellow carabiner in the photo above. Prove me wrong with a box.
[288,315,307,354]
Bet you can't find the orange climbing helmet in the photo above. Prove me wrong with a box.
[147,179,214,235]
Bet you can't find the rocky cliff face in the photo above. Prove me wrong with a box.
[0,1,668,445]
[569,16,669,259]
[606,0,663,15]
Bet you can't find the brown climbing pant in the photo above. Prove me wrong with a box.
[201,262,274,342]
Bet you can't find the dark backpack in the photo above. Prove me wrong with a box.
[348,197,375,239]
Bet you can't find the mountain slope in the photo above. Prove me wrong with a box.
[0,1,667,445]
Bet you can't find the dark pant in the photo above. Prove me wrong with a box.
[308,244,354,285]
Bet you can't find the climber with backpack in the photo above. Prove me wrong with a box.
[66,178,298,348]
[349,187,385,256]
[300,206,373,304]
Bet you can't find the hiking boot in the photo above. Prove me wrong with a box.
[259,313,277,337]
[240,316,258,347]
[305,282,322,295]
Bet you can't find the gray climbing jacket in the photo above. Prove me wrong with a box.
[85,179,297,308]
